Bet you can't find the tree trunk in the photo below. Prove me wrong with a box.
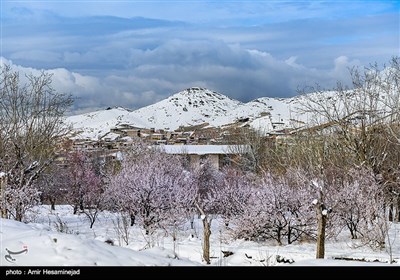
[0,176,7,218]
[277,226,282,246]
[89,218,95,229]
[50,198,56,211]
[388,201,394,222]
[130,212,135,226]
[1,207,6,219]
[195,202,212,264]
[16,205,23,222]
[202,217,212,264]
[79,199,84,211]
[172,230,178,258]
[316,206,327,259]
[395,195,400,223]
[190,215,194,229]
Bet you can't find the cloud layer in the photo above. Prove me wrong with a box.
[2,1,399,113]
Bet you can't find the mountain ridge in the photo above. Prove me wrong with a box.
[66,87,307,140]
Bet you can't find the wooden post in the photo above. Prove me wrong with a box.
[313,185,328,259]
[195,202,212,265]
[316,203,327,259]
[202,217,211,264]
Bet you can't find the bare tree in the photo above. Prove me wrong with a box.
[297,57,400,222]
[291,57,400,257]
[107,150,190,237]
[226,127,267,173]
[0,64,73,221]
[190,159,223,264]
[65,151,89,214]
[216,167,253,227]
[333,168,383,239]
[81,173,104,229]
[36,164,69,211]
[232,169,317,246]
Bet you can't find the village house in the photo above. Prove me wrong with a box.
[160,144,250,170]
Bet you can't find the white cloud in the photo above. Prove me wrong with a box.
[1,1,397,114]
[0,50,374,114]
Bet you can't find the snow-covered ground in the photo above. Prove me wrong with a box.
[1,205,399,266]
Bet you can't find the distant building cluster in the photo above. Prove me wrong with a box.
[56,118,306,170]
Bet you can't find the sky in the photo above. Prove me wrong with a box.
[1,0,399,114]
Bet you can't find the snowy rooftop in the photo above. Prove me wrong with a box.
[160,144,250,155]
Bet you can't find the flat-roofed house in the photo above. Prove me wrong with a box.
[160,144,250,170]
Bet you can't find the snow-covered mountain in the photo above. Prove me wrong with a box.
[66,87,309,140]
[124,87,242,130]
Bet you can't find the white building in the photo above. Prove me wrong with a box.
[160,144,250,170]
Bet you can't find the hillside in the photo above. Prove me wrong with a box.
[124,87,242,130]
[66,87,308,140]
